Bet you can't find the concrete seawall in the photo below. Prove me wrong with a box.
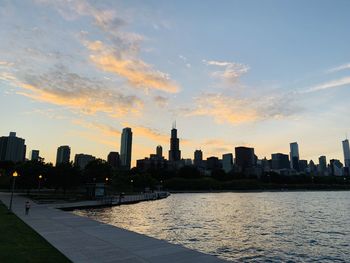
[0,192,226,262]
[57,192,170,210]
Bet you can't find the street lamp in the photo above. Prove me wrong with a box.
[38,175,43,191]
[105,177,109,183]
[9,171,18,212]
[130,179,134,193]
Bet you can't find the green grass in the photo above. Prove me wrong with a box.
[0,202,71,263]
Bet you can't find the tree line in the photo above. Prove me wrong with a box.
[0,160,349,194]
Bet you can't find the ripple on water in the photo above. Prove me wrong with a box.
[74,192,350,262]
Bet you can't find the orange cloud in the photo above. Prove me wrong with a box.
[2,69,143,118]
[203,59,249,84]
[188,92,300,124]
[89,49,179,93]
[72,119,121,137]
[189,93,259,124]
[125,124,169,144]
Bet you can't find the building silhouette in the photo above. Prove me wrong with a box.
[156,145,163,158]
[330,159,343,176]
[0,132,26,162]
[342,139,350,168]
[235,146,255,171]
[318,155,327,174]
[168,124,181,162]
[120,127,132,169]
[299,159,308,172]
[222,153,233,173]
[136,146,168,171]
[74,154,95,169]
[107,151,120,169]
[308,160,316,173]
[206,156,221,170]
[194,150,203,167]
[290,142,300,171]
[271,153,290,170]
[56,145,70,166]
[31,150,40,161]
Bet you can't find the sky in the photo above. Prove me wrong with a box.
[0,0,350,166]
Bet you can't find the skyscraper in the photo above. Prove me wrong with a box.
[56,145,71,166]
[120,127,133,169]
[194,149,203,167]
[330,159,343,176]
[235,146,255,170]
[168,124,181,162]
[156,145,163,158]
[318,156,327,174]
[0,132,26,162]
[290,142,300,171]
[31,150,40,161]
[74,154,95,169]
[271,153,290,170]
[222,153,233,173]
[107,151,120,168]
[342,139,350,168]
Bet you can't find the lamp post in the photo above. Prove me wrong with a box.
[38,175,43,192]
[130,179,134,193]
[9,171,18,212]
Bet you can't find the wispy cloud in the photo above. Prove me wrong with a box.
[327,63,350,73]
[87,40,179,93]
[69,130,118,149]
[0,61,14,67]
[179,55,191,68]
[306,76,350,92]
[153,95,169,107]
[73,119,121,137]
[37,0,180,94]
[187,92,300,124]
[1,66,143,117]
[203,59,249,84]
[124,124,169,144]
[23,109,68,120]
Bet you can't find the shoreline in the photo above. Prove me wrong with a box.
[169,188,350,194]
[0,192,225,262]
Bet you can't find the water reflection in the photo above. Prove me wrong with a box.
[74,192,350,262]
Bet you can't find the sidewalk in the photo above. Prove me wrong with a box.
[0,193,226,263]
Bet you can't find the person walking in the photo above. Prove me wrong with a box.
[25,201,31,215]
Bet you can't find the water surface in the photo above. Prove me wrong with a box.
[74,192,350,262]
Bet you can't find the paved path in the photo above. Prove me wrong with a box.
[0,193,226,263]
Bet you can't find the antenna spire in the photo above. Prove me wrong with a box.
[172,120,176,129]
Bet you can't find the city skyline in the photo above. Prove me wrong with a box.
[1,128,350,172]
[1,1,350,166]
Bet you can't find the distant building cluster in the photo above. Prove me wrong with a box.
[1,127,350,177]
[0,128,133,172]
[136,127,350,177]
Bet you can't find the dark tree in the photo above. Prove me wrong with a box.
[83,159,113,183]
[177,166,201,178]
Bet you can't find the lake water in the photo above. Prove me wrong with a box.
[74,192,350,262]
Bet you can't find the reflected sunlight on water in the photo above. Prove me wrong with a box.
[74,192,350,262]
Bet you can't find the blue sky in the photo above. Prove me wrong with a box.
[0,0,350,165]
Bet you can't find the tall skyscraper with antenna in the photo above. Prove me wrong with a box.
[169,122,181,162]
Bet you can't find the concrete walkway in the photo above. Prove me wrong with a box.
[0,193,226,263]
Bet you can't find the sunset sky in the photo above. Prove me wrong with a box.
[1,0,350,166]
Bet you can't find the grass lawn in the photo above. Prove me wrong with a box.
[0,202,71,263]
